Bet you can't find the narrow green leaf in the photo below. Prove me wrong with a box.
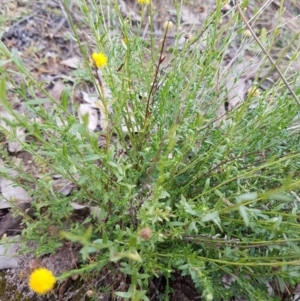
[239,205,249,227]
[115,291,132,298]
[201,211,219,222]
[61,87,70,110]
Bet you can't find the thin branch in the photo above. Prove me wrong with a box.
[235,0,300,107]
[143,25,169,126]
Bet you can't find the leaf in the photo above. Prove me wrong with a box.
[81,155,103,161]
[84,226,93,240]
[32,123,43,140]
[60,231,89,245]
[263,191,292,202]
[52,178,74,195]
[107,161,118,168]
[260,27,268,46]
[134,290,150,301]
[169,221,186,226]
[158,190,170,199]
[201,211,219,222]
[26,98,52,105]
[125,251,142,262]
[236,192,258,203]
[115,291,132,298]
[0,77,7,106]
[203,178,211,193]
[69,123,87,135]
[239,205,249,226]
[111,251,142,263]
[11,48,27,73]
[61,87,70,110]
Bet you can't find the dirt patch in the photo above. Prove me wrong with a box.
[3,243,82,301]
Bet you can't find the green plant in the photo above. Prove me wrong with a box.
[1,0,300,300]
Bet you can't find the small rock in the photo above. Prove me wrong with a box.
[0,236,21,270]
[0,202,33,237]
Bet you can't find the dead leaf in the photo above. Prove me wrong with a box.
[226,78,245,111]
[70,202,105,221]
[60,56,81,69]
[49,80,65,102]
[81,91,98,108]
[78,103,99,131]
[81,91,113,131]
[0,110,26,153]
[8,127,26,153]
[70,202,86,210]
[52,178,75,195]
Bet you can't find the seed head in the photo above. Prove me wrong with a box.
[163,21,173,31]
[243,29,252,38]
[139,227,152,240]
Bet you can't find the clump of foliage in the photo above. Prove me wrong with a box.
[1,0,300,300]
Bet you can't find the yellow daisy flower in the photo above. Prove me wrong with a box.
[91,52,107,68]
[28,268,56,294]
[137,0,150,4]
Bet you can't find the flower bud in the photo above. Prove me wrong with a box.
[139,227,152,240]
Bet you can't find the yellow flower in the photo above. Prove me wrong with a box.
[137,0,150,4]
[28,268,56,294]
[91,52,107,68]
